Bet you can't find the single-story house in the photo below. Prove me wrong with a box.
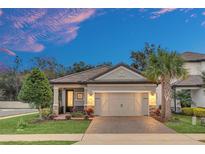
[50,63,157,116]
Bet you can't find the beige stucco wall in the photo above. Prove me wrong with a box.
[183,62,205,75]
[191,88,205,107]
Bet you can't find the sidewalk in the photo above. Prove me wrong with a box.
[0,134,83,142]
[76,134,204,145]
[0,133,204,144]
[0,111,38,120]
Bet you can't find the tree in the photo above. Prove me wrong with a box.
[18,68,52,119]
[130,43,156,71]
[67,61,93,73]
[143,48,187,120]
[31,57,66,79]
[0,56,22,100]
[96,62,113,67]
[175,90,192,107]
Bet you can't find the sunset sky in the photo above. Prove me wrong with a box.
[1,8,205,68]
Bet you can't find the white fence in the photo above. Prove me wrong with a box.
[0,101,31,109]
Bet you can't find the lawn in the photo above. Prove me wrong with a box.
[0,141,76,145]
[0,114,90,134]
[165,114,205,133]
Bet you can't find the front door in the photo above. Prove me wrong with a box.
[66,90,74,112]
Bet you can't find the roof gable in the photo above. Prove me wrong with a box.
[93,64,148,82]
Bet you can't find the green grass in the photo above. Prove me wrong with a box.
[165,114,205,133]
[0,141,76,145]
[0,114,90,134]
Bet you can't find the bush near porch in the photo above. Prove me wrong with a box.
[0,114,90,134]
[182,107,205,117]
[165,114,205,133]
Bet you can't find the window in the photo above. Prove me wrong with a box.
[76,92,84,100]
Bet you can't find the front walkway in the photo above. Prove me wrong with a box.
[86,116,175,134]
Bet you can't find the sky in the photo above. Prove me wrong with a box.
[1,8,205,69]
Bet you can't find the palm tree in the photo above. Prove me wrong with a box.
[144,48,187,120]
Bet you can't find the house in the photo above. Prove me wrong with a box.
[171,52,205,110]
[50,64,157,116]
[51,52,205,116]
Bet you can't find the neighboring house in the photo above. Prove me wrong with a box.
[171,52,205,111]
[50,64,157,116]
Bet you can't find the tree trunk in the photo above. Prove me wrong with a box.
[163,79,172,120]
[161,81,166,119]
[38,106,43,120]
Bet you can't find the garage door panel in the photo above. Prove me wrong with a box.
[95,92,147,116]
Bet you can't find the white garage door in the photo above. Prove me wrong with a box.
[95,92,148,116]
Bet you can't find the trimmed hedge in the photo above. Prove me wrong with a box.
[193,108,205,117]
[181,107,205,117]
[181,107,194,116]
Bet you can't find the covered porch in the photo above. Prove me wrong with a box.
[52,84,90,115]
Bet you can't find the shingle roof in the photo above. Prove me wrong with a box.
[173,75,203,87]
[50,63,155,84]
[181,52,205,62]
[50,65,111,84]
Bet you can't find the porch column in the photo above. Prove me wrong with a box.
[62,89,66,113]
[53,87,59,115]
[84,87,87,109]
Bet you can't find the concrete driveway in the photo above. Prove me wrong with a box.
[0,109,38,118]
[86,116,175,134]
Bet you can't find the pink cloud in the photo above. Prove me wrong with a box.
[0,48,16,56]
[0,9,96,53]
[68,9,95,23]
[12,9,47,29]
[150,8,177,19]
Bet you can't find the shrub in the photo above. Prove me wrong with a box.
[65,114,71,120]
[85,108,94,116]
[193,108,205,117]
[16,119,28,130]
[71,111,84,117]
[181,107,194,116]
[84,115,89,120]
[48,114,57,120]
[154,108,161,116]
[41,108,52,120]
